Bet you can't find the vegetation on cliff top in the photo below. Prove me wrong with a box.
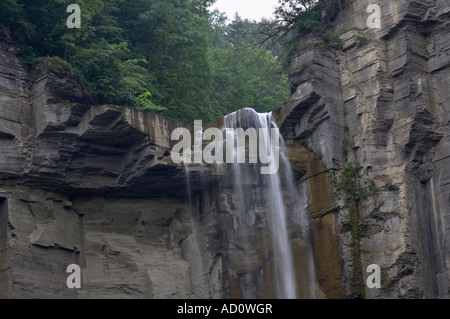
[0,0,338,123]
[0,0,292,123]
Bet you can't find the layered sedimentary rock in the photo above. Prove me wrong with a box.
[1,0,449,300]
[0,25,207,298]
[280,0,450,298]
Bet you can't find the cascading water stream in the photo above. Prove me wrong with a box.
[182,108,316,299]
[223,109,298,299]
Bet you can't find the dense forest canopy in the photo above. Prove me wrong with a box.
[0,0,333,123]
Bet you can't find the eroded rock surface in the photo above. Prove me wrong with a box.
[280,0,450,298]
[0,26,209,299]
[1,0,449,299]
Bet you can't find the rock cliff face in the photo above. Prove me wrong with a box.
[0,25,203,298]
[279,0,450,298]
[0,0,449,299]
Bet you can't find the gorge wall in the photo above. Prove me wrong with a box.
[278,0,450,298]
[1,0,450,299]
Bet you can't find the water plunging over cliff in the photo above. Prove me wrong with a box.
[182,108,316,299]
[224,109,299,299]
[185,109,315,299]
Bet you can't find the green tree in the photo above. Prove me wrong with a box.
[210,45,289,116]
[0,0,291,122]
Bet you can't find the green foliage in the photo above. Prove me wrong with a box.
[290,5,324,34]
[333,159,379,296]
[342,135,351,146]
[299,139,309,149]
[333,160,369,299]
[135,92,167,111]
[34,56,78,77]
[0,0,290,123]
[336,103,378,254]
[270,1,325,64]
[342,135,351,162]
[275,0,324,33]
[369,179,379,196]
[270,0,344,64]
[323,31,343,49]
[336,162,358,201]
[72,41,161,109]
[357,35,371,46]
[209,45,289,118]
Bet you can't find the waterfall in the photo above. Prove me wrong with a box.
[223,108,312,299]
[182,108,315,299]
